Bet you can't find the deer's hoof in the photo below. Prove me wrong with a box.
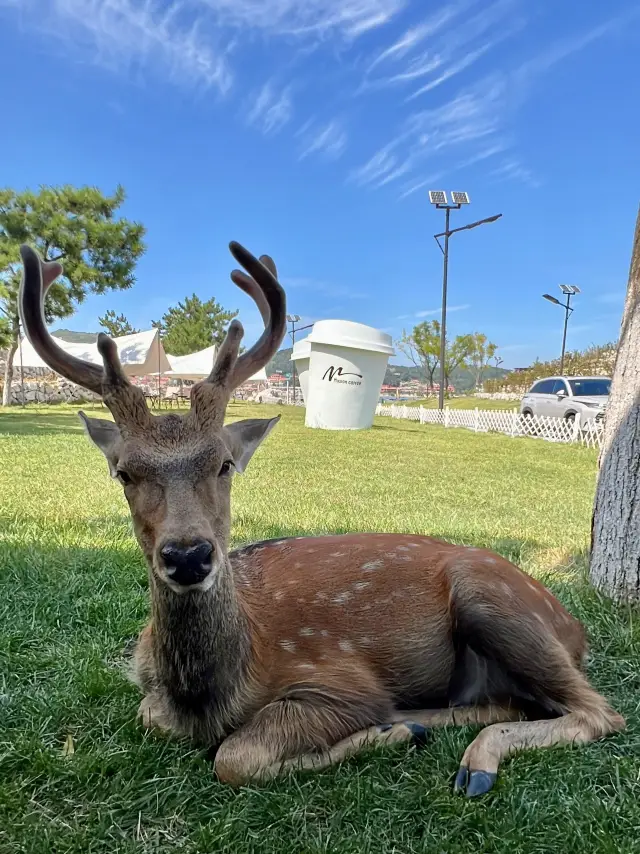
[454,766,497,797]
[403,721,431,747]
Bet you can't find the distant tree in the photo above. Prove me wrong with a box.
[98,310,139,337]
[0,184,145,405]
[0,310,10,349]
[483,343,618,394]
[444,333,475,389]
[590,206,640,601]
[153,293,238,356]
[397,320,440,389]
[397,322,481,393]
[468,332,498,389]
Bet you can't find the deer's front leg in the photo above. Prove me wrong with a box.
[137,694,172,733]
[212,680,426,786]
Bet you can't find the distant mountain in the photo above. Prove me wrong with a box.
[51,328,97,344]
[268,347,508,392]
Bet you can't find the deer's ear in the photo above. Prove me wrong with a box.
[223,416,280,474]
[78,411,123,478]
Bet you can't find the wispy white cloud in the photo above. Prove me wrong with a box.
[354,7,633,197]
[367,1,471,75]
[513,8,640,90]
[245,80,293,135]
[397,304,470,320]
[489,158,539,188]
[197,0,405,38]
[352,74,507,191]
[406,37,504,101]
[6,0,406,95]
[10,0,233,92]
[298,119,347,160]
[364,0,524,99]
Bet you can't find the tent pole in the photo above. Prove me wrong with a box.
[18,320,26,407]
[157,330,161,409]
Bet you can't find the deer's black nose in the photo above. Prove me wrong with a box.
[160,540,214,587]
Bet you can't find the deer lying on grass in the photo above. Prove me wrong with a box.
[19,243,624,797]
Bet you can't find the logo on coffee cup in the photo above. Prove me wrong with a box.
[322,366,363,386]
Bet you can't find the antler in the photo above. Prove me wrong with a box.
[190,242,286,427]
[230,254,277,326]
[18,244,151,431]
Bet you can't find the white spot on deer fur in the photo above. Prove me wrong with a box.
[279,640,297,653]
[359,637,373,647]
[294,562,303,569]
[315,591,328,601]
[320,629,329,637]
[397,545,410,552]
[362,560,383,572]
[274,590,285,601]
[407,543,420,548]
[288,579,297,586]
[299,627,315,637]
[297,662,315,670]
[545,599,556,613]
[297,598,305,604]
[534,613,546,627]
[353,581,370,592]
[338,640,355,653]
[330,551,347,557]
[332,592,353,604]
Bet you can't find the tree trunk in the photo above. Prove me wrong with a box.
[590,206,640,600]
[2,329,18,407]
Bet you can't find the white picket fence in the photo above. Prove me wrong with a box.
[375,404,604,449]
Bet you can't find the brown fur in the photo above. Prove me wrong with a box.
[130,533,624,791]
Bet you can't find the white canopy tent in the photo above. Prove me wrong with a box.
[166,345,267,382]
[15,328,171,376]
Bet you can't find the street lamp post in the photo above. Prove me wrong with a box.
[286,314,313,405]
[429,191,502,410]
[542,285,581,375]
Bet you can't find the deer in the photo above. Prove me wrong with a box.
[18,242,624,798]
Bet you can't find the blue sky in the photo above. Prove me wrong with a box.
[1,0,639,368]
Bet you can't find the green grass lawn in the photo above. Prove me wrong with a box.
[1,404,639,854]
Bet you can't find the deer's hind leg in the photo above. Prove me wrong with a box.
[450,581,625,797]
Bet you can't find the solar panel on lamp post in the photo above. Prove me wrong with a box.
[542,286,581,376]
[428,191,502,409]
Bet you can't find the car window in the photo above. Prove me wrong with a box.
[530,379,555,394]
[568,378,611,397]
[551,380,568,395]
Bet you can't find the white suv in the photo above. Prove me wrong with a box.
[520,376,610,424]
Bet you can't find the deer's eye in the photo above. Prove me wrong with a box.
[116,469,132,485]
[219,460,234,477]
